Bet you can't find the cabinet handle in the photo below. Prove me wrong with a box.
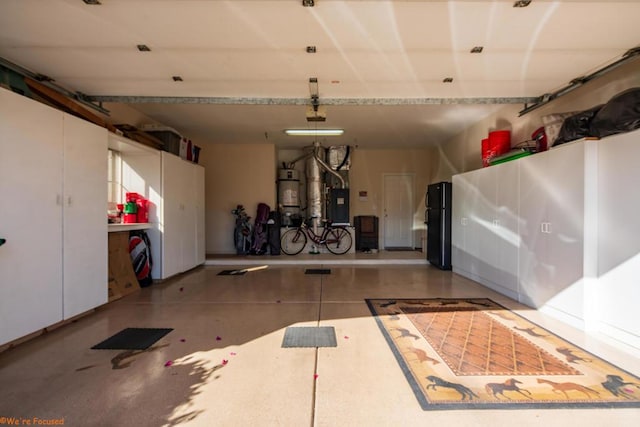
[546,222,552,234]
[67,196,72,207]
[56,194,62,206]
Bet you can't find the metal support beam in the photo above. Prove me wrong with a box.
[0,56,110,115]
[519,46,640,116]
[88,95,537,106]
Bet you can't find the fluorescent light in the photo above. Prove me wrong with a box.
[285,129,344,136]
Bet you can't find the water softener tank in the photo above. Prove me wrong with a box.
[278,169,301,225]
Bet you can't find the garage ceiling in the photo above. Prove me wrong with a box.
[0,0,638,148]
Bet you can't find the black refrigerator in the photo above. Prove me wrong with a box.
[426,182,452,270]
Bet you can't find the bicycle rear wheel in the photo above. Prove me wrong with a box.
[325,227,352,255]
[280,228,307,255]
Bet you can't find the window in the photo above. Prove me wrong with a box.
[107,149,122,206]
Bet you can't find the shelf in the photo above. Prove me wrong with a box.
[108,223,153,233]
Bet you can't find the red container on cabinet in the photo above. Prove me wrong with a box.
[481,138,491,167]
[126,192,141,203]
[136,199,149,223]
[489,130,511,156]
[123,213,138,224]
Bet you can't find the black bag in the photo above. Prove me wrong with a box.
[250,203,271,255]
[590,87,640,138]
[554,104,603,146]
[267,211,281,256]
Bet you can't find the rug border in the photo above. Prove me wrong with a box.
[365,298,640,411]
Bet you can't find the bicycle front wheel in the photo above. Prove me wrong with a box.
[325,227,352,255]
[280,228,307,255]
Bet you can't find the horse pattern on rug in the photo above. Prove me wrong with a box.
[366,298,640,410]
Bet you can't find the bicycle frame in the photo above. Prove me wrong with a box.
[300,221,343,245]
[281,219,352,255]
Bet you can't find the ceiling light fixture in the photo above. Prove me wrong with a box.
[137,44,151,52]
[302,0,315,7]
[306,46,317,53]
[513,0,532,7]
[470,46,484,54]
[83,0,102,5]
[443,77,454,83]
[285,129,344,136]
[172,76,183,82]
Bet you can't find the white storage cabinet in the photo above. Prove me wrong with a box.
[0,88,107,345]
[161,151,205,279]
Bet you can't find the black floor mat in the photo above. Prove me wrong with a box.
[281,326,337,348]
[217,269,247,275]
[305,268,331,275]
[91,328,173,350]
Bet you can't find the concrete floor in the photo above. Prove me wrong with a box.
[0,254,638,426]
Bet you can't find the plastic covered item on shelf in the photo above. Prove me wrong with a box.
[590,87,640,138]
[554,105,603,146]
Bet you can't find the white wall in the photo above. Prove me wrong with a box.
[200,143,277,254]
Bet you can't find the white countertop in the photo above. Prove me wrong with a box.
[108,223,153,233]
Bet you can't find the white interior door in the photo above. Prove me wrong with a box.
[383,174,414,249]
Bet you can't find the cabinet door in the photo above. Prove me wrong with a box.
[493,160,519,294]
[452,169,483,278]
[0,88,63,345]
[180,159,196,272]
[518,150,552,305]
[545,143,585,318]
[519,142,585,308]
[463,169,484,278]
[62,113,108,319]
[161,152,185,278]
[451,174,467,270]
[194,165,206,265]
[475,165,497,283]
[597,130,640,347]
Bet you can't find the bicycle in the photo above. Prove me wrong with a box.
[280,219,353,255]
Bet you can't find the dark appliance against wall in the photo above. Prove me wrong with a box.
[328,188,350,224]
[426,182,452,270]
[354,215,378,251]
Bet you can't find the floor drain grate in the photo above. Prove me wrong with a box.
[281,326,337,348]
[305,268,331,275]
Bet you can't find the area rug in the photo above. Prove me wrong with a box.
[366,298,640,410]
